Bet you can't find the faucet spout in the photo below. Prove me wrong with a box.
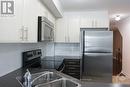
[23,69,32,87]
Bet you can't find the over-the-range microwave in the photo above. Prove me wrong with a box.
[38,16,54,41]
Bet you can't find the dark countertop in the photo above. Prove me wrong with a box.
[0,67,49,87]
[0,67,82,87]
[0,67,130,87]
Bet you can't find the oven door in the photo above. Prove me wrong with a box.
[42,21,54,41]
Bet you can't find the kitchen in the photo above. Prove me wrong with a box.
[0,0,130,87]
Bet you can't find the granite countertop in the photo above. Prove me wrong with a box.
[0,67,130,87]
[0,67,81,87]
[0,67,48,87]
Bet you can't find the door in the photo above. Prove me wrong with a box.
[112,29,122,75]
[55,17,68,42]
[68,15,80,43]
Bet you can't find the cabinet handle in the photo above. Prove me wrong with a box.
[68,36,70,42]
[50,30,54,41]
[65,36,66,42]
[92,20,94,27]
[25,27,28,41]
[94,20,97,27]
[20,26,24,41]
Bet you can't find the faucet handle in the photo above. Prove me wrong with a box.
[23,69,32,87]
[26,69,30,73]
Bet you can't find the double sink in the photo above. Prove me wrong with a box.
[16,71,81,87]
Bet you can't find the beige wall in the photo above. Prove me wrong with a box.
[116,16,130,78]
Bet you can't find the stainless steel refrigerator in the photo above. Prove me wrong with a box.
[81,29,113,83]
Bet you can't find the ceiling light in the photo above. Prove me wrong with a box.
[115,15,121,21]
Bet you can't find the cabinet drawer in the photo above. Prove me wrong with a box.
[66,72,79,75]
[64,59,80,65]
[64,71,80,79]
[65,66,80,70]
[65,72,80,79]
[63,70,80,73]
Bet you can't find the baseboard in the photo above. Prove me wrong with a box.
[121,71,130,79]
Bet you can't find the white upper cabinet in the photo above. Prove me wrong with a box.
[95,14,109,28]
[80,11,109,28]
[80,16,93,28]
[22,0,38,43]
[55,17,67,42]
[55,11,109,43]
[55,15,80,43]
[0,0,56,43]
[22,0,56,43]
[0,0,23,43]
[68,15,80,43]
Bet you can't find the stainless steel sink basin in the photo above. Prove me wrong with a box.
[16,71,81,87]
[34,78,81,87]
[31,71,62,86]
[16,71,62,87]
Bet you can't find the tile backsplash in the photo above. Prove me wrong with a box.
[44,42,55,57]
[55,43,80,56]
[45,43,80,57]
[42,43,81,69]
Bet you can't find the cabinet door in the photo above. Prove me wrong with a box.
[55,17,68,42]
[80,16,93,28]
[22,0,38,43]
[0,0,23,43]
[95,15,109,28]
[22,0,55,43]
[80,12,109,28]
[68,16,80,43]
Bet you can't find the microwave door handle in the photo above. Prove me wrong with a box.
[41,22,45,41]
[50,30,54,41]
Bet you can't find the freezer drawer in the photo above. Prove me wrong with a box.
[83,53,112,76]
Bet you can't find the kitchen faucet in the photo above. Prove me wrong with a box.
[23,69,32,87]
[23,69,53,87]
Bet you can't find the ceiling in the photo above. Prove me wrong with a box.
[59,0,130,20]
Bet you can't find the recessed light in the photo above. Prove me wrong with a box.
[115,15,121,21]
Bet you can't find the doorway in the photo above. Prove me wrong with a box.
[112,28,122,75]
[110,27,130,84]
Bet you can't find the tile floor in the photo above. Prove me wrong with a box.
[80,73,130,84]
[81,76,130,84]
[81,73,112,83]
[112,76,130,84]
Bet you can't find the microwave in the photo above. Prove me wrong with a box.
[38,16,54,41]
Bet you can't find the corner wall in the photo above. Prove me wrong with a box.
[116,16,130,78]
